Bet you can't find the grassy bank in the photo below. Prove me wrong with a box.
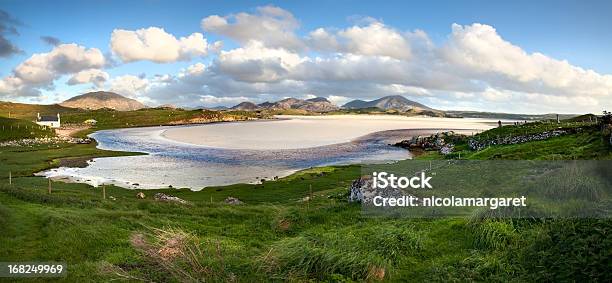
[0,118,610,281]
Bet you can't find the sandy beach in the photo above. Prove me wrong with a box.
[161,115,501,150]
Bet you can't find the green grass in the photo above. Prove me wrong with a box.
[0,117,56,142]
[62,108,261,129]
[419,122,612,160]
[0,119,610,281]
[0,102,75,120]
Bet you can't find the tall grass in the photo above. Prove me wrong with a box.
[261,225,423,281]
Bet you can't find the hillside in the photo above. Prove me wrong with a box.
[231,102,259,110]
[60,91,146,111]
[342,95,432,112]
[0,101,76,120]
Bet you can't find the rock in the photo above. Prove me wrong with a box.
[136,192,146,199]
[154,193,188,204]
[348,175,403,205]
[224,197,243,205]
[440,144,454,155]
[109,196,116,201]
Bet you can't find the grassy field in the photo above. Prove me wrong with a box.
[423,121,612,160]
[0,117,610,281]
[0,117,56,142]
[0,102,75,120]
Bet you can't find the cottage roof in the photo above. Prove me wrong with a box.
[38,116,59,122]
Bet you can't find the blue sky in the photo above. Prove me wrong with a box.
[1,0,611,113]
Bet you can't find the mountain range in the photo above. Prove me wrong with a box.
[231,97,339,112]
[342,95,432,112]
[60,91,146,111]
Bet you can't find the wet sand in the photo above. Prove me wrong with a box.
[161,115,499,150]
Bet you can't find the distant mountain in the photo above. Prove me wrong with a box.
[231,101,259,110]
[157,104,177,109]
[60,91,146,111]
[341,99,368,109]
[257,101,276,109]
[231,97,338,112]
[342,95,432,112]
[445,111,578,121]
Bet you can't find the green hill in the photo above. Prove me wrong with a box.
[0,101,77,120]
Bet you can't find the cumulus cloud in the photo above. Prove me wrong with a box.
[110,27,215,63]
[201,5,303,50]
[214,40,304,82]
[442,23,612,97]
[3,5,612,113]
[67,69,109,87]
[0,43,106,98]
[0,76,39,98]
[333,21,412,59]
[109,74,149,98]
[13,43,105,85]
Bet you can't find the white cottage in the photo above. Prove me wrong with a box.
[36,113,61,128]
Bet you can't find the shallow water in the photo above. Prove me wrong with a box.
[39,116,497,190]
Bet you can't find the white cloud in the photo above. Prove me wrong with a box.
[0,43,105,98]
[379,84,432,96]
[480,87,513,102]
[337,21,412,59]
[3,6,612,114]
[215,40,304,82]
[14,43,105,85]
[201,5,303,50]
[109,75,149,98]
[110,27,214,63]
[199,95,250,106]
[327,95,351,105]
[67,69,109,87]
[442,23,612,97]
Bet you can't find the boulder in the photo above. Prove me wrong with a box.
[154,193,188,204]
[348,175,403,205]
[136,192,146,199]
[224,197,243,205]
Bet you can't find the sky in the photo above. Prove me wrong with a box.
[1,0,611,114]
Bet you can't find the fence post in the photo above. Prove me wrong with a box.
[102,185,106,200]
[48,178,52,194]
[8,171,11,185]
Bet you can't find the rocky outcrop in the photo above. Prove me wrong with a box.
[154,193,188,204]
[348,175,404,205]
[224,197,244,205]
[394,132,456,155]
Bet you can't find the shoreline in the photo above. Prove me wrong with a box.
[38,127,484,190]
